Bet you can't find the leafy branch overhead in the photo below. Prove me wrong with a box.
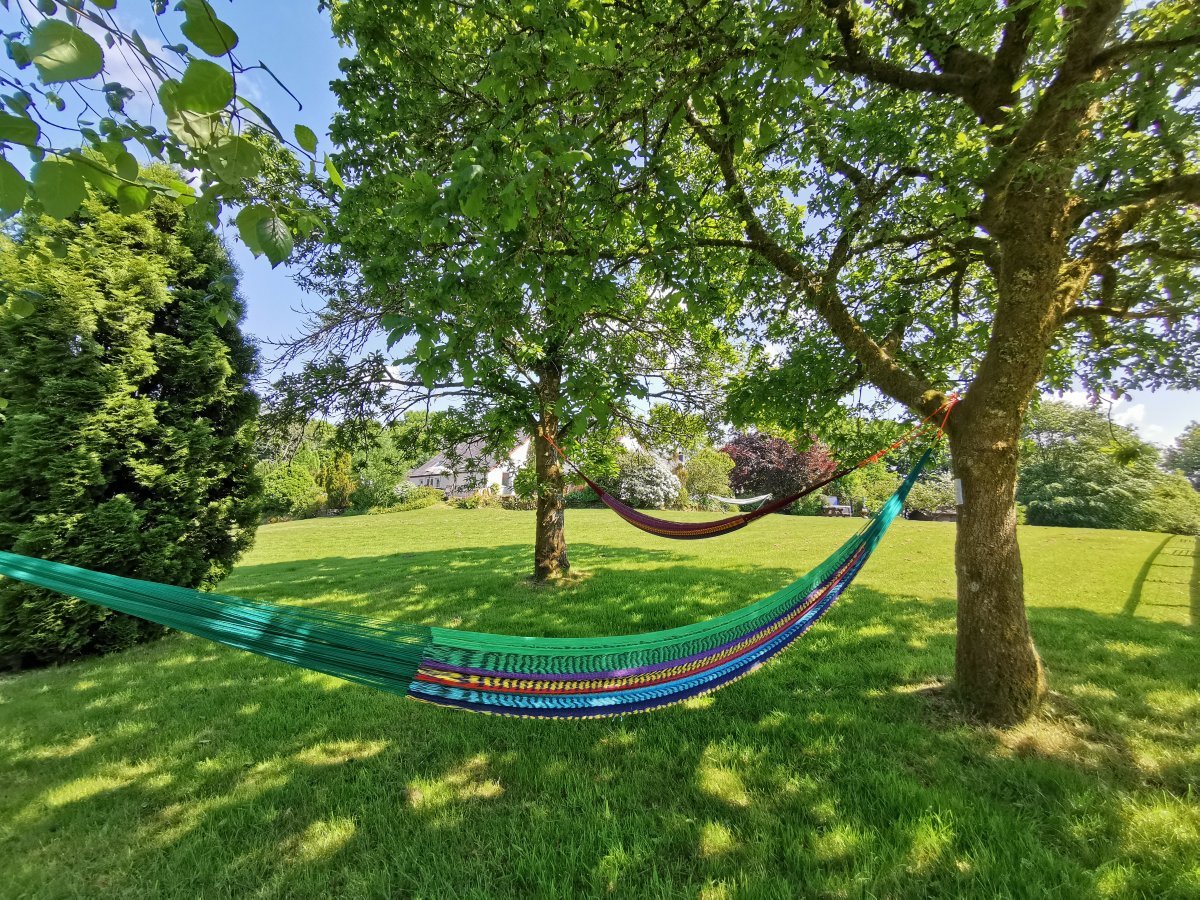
[0,0,341,268]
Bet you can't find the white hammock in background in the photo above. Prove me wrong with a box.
[710,493,773,506]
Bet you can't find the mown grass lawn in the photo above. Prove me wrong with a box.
[1,507,1196,898]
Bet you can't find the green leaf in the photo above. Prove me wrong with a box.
[294,124,318,153]
[116,183,150,214]
[0,398,8,410]
[159,80,222,148]
[9,295,35,317]
[29,20,104,84]
[238,95,282,140]
[208,135,262,183]
[0,112,40,146]
[92,0,117,8]
[0,157,26,218]
[31,159,87,218]
[76,156,120,197]
[460,184,486,219]
[555,149,592,167]
[323,154,344,189]
[179,0,239,57]
[175,58,234,113]
[255,214,293,267]
[235,204,272,256]
[114,150,139,181]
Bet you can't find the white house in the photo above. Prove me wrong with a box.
[406,437,532,498]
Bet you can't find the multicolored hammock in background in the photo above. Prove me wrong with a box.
[0,450,930,718]
[549,398,957,540]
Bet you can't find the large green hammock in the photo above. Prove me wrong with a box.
[0,452,929,719]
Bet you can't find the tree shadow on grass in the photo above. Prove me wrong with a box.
[1191,535,1199,629]
[1,552,1197,898]
[1120,533,1198,625]
[215,542,796,638]
[1121,534,1174,617]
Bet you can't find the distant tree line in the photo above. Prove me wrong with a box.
[1018,402,1200,535]
[256,414,452,521]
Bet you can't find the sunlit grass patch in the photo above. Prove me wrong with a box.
[0,510,1194,897]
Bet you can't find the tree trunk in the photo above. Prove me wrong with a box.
[947,404,1046,724]
[533,424,569,581]
[531,351,569,581]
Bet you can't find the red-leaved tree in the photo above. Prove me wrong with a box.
[722,434,836,499]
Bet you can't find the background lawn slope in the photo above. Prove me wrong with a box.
[1,508,1196,898]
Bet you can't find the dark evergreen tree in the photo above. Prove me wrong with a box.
[0,172,260,666]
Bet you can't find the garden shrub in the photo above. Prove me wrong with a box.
[351,468,414,512]
[685,448,735,502]
[1146,474,1200,535]
[785,494,826,516]
[452,487,501,509]
[564,486,601,507]
[905,472,957,515]
[612,451,681,509]
[402,487,445,508]
[261,463,328,520]
[500,495,538,511]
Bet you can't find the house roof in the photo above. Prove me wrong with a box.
[406,438,518,479]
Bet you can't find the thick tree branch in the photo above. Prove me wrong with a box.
[1063,302,1191,322]
[1115,240,1200,262]
[685,103,941,413]
[821,0,974,98]
[1079,173,1200,223]
[1093,32,1200,69]
[982,0,1125,221]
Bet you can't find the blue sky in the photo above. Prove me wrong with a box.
[4,2,1198,443]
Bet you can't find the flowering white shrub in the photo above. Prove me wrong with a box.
[613,451,681,509]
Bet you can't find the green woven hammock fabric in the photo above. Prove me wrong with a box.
[0,451,929,718]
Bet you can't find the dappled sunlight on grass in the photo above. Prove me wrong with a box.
[37,760,166,811]
[0,509,1195,896]
[697,757,752,809]
[698,821,739,858]
[287,817,357,864]
[293,740,388,767]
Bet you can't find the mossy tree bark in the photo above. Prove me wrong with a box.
[946,404,1046,723]
[532,358,569,581]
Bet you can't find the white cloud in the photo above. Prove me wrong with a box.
[1113,403,1145,427]
[1143,424,1168,442]
[1056,390,1092,408]
[1045,391,1173,445]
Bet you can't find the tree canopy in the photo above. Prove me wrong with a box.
[1165,421,1200,489]
[723,433,836,499]
[1018,400,1200,533]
